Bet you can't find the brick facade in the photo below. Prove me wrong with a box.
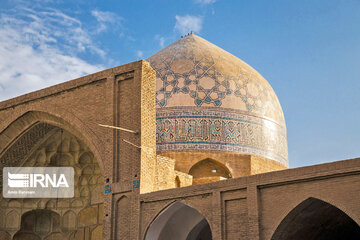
[0,60,359,239]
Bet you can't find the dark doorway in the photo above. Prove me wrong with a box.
[271,197,360,240]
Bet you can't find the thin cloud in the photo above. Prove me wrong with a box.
[155,35,166,48]
[91,10,123,33]
[174,15,203,35]
[159,37,165,48]
[0,7,104,101]
[136,50,144,59]
[195,0,216,4]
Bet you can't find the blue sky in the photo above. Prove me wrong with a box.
[0,0,359,168]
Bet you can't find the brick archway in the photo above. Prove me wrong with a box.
[271,197,360,240]
[0,110,104,174]
[189,158,231,184]
[0,123,105,239]
[144,201,212,240]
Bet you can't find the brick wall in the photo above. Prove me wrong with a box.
[140,158,360,240]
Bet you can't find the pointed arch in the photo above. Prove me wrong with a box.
[0,111,105,238]
[13,209,61,239]
[0,110,104,174]
[271,197,360,240]
[144,201,212,240]
[62,210,77,231]
[115,195,130,240]
[189,158,231,184]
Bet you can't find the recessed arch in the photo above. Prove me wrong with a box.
[0,110,104,174]
[0,117,105,239]
[271,197,360,240]
[145,201,212,240]
[189,158,231,184]
[13,209,63,240]
[115,195,130,240]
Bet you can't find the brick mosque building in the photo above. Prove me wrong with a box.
[0,33,359,240]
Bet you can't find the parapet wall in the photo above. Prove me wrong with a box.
[139,158,360,240]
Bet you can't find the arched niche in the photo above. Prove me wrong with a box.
[115,196,130,240]
[145,201,212,240]
[271,197,360,240]
[13,209,63,239]
[0,119,104,239]
[189,158,231,184]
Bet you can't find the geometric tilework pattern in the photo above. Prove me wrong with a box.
[0,123,56,167]
[156,108,288,166]
[148,33,288,165]
[0,123,56,193]
[147,33,285,125]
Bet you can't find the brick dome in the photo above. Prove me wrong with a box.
[147,33,288,168]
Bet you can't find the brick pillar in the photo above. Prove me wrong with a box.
[212,190,222,240]
[102,61,156,240]
[247,184,260,240]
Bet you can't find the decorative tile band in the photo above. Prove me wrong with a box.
[156,108,288,166]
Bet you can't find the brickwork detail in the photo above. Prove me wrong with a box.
[115,196,130,240]
[225,198,248,239]
[174,170,192,187]
[153,155,193,191]
[140,62,157,194]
